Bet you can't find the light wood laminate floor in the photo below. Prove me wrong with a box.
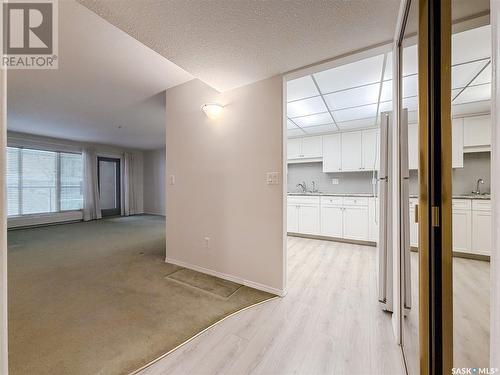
[138,237,405,375]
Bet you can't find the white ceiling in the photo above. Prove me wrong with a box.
[7,0,193,150]
[287,25,492,137]
[77,0,404,92]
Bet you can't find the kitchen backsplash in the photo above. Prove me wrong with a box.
[287,162,376,194]
[288,152,491,196]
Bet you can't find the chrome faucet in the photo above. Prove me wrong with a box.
[311,180,319,193]
[472,178,485,195]
[296,181,307,193]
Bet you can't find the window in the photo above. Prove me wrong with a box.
[6,147,84,216]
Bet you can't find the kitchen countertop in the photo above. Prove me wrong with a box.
[409,194,491,200]
[288,192,376,197]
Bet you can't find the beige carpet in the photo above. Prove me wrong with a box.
[8,215,275,375]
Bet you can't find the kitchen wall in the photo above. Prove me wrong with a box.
[165,77,284,294]
[409,152,491,195]
[288,152,491,196]
[143,148,166,215]
[287,162,375,194]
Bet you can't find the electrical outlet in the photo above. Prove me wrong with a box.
[331,178,339,185]
[266,172,280,185]
[204,237,210,248]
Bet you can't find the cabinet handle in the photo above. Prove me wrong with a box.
[415,204,419,223]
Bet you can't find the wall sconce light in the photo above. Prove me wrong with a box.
[201,103,224,120]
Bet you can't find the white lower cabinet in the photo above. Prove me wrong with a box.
[452,199,472,253]
[320,205,343,237]
[409,198,418,247]
[368,198,379,242]
[287,204,299,233]
[299,204,320,235]
[471,200,491,256]
[287,196,320,235]
[343,205,369,240]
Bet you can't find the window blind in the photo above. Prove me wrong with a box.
[6,147,84,216]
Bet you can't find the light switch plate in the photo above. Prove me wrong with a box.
[331,178,339,185]
[266,172,280,185]
[169,175,175,185]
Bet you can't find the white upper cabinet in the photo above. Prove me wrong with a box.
[463,114,491,151]
[322,134,342,172]
[287,138,302,160]
[408,119,464,170]
[341,131,362,171]
[287,136,322,161]
[361,129,380,171]
[301,136,323,158]
[452,118,464,168]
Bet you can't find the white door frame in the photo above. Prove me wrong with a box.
[490,0,500,368]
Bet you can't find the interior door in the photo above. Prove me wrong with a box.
[98,157,121,217]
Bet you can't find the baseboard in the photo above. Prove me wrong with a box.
[288,232,377,247]
[165,257,285,297]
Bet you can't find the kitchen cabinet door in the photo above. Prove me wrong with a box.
[343,206,368,240]
[301,136,323,158]
[362,129,380,171]
[322,134,342,172]
[298,204,320,235]
[320,206,343,238]
[409,199,418,247]
[463,114,491,149]
[452,209,471,253]
[341,131,363,171]
[408,123,418,170]
[287,138,302,159]
[472,210,491,255]
[287,204,299,233]
[368,198,379,242]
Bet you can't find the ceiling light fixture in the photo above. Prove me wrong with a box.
[201,103,224,120]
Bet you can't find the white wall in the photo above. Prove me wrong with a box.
[143,148,166,215]
[491,0,500,368]
[165,77,284,295]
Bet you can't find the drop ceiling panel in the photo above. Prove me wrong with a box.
[293,112,333,128]
[313,54,384,93]
[452,25,491,65]
[379,100,392,113]
[333,103,377,122]
[287,76,320,102]
[337,117,376,130]
[402,75,418,98]
[380,80,392,102]
[287,119,298,129]
[303,124,338,134]
[384,52,393,80]
[472,62,491,86]
[402,96,418,111]
[402,45,418,76]
[287,96,327,118]
[453,84,491,104]
[452,61,486,89]
[323,83,380,111]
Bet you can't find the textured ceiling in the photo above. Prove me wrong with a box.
[77,0,404,91]
[8,0,193,149]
